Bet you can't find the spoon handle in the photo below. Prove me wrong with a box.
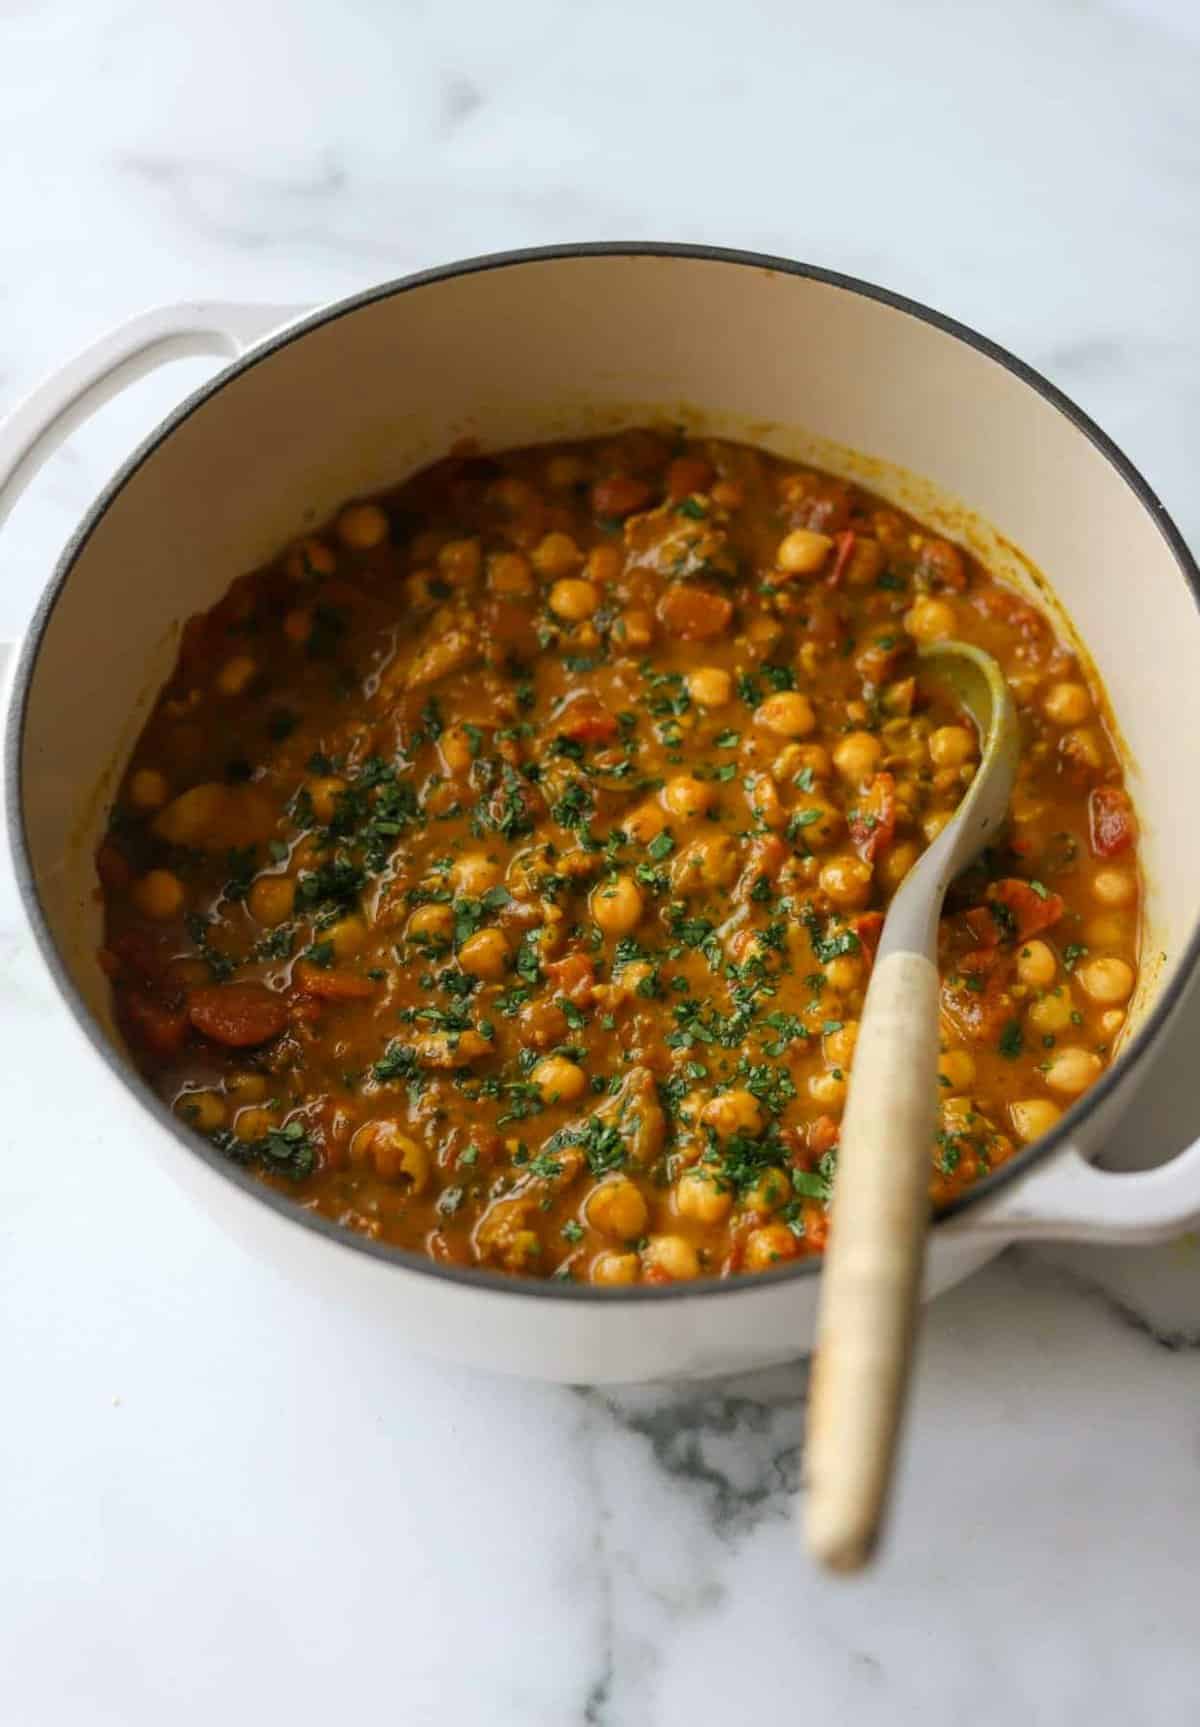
[804,947,940,1571]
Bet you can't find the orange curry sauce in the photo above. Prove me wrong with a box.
[96,431,1140,1283]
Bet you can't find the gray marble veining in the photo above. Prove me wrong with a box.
[2,0,1199,1720]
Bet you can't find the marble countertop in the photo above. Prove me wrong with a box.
[3,0,1200,1720]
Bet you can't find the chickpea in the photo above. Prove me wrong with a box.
[832,731,882,785]
[776,528,833,575]
[843,537,885,587]
[672,834,738,895]
[877,840,919,893]
[1043,681,1092,725]
[458,927,510,980]
[702,1089,764,1139]
[284,536,337,580]
[1026,990,1075,1036]
[439,724,478,777]
[791,798,844,850]
[591,1250,640,1286]
[216,655,257,697]
[532,1055,588,1104]
[904,596,957,643]
[743,1166,790,1214]
[1092,869,1135,908]
[590,874,644,937]
[128,768,168,811]
[488,551,534,596]
[548,577,599,621]
[824,1019,859,1069]
[823,953,864,993]
[1100,1008,1126,1039]
[923,808,954,843]
[928,725,977,768]
[675,1090,709,1129]
[534,532,583,579]
[1086,914,1126,948]
[1064,727,1104,770]
[234,1106,276,1143]
[747,772,786,830]
[1044,1047,1103,1097]
[337,501,389,550]
[617,608,655,650]
[546,453,588,489]
[1077,957,1135,1006]
[616,960,656,997]
[586,544,622,584]
[407,902,454,944]
[451,853,502,895]
[1016,939,1057,989]
[809,1070,847,1107]
[488,475,536,515]
[308,776,348,824]
[938,1048,976,1092]
[1010,1098,1063,1143]
[756,690,816,738]
[687,666,733,708]
[662,775,715,820]
[586,1177,649,1239]
[350,1120,430,1190]
[437,537,482,585]
[820,855,873,910]
[327,914,368,959]
[676,1167,733,1223]
[283,608,313,645]
[177,1089,226,1133]
[743,1224,800,1272]
[227,1072,268,1102]
[622,801,667,846]
[642,1234,701,1281]
[134,869,184,920]
[788,742,832,781]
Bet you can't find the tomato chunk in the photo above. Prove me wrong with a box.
[188,982,288,1047]
[555,694,619,744]
[849,772,896,862]
[987,878,1065,941]
[917,537,967,591]
[545,952,596,1007]
[807,1114,841,1160]
[124,991,190,1058]
[827,530,857,587]
[656,583,733,641]
[1089,786,1136,858]
[592,475,652,518]
[941,947,1013,1042]
[665,456,714,500]
[852,909,885,962]
[293,963,377,1001]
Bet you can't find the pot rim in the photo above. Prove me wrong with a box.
[6,240,1200,1305]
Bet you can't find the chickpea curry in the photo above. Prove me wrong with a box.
[97,430,1141,1285]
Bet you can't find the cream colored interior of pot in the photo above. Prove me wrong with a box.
[20,255,1196,1050]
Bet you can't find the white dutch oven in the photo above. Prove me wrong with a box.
[4,245,1200,1384]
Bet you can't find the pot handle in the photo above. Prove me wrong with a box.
[0,301,308,531]
[947,1138,1200,1244]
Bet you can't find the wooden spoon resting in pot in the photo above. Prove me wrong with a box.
[804,641,1020,1572]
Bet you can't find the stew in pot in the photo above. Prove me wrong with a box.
[96,430,1140,1282]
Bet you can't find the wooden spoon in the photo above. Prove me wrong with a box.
[804,641,1020,1572]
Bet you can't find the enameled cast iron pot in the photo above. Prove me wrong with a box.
[5,245,1200,1383]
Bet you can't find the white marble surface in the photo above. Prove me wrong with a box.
[3,0,1200,1721]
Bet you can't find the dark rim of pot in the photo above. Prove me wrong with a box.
[6,241,1200,1304]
